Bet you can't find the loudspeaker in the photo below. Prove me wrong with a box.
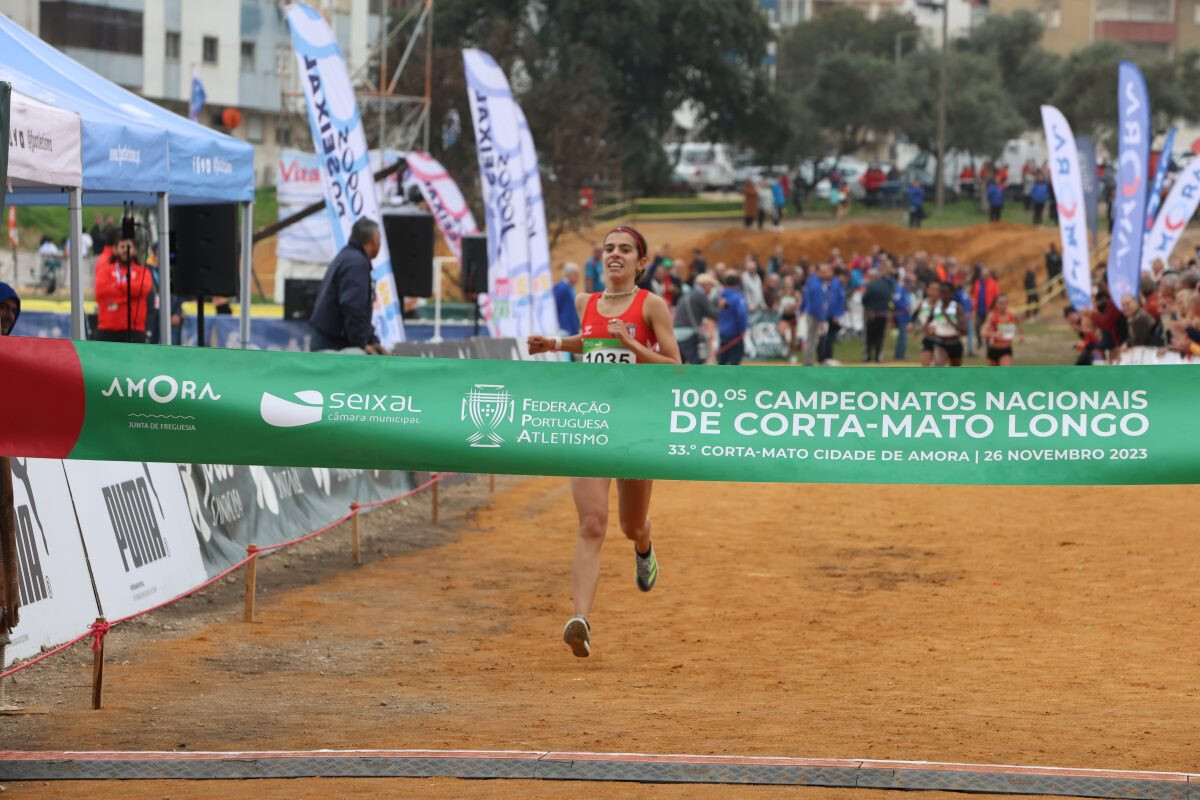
[170,204,240,296]
[284,278,323,321]
[382,212,434,297]
[461,234,488,294]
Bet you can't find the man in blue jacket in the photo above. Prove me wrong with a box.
[1030,172,1049,225]
[892,274,913,360]
[803,262,845,365]
[987,177,1005,222]
[907,179,926,229]
[309,218,386,354]
[717,274,749,365]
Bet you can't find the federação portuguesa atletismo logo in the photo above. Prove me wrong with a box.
[462,384,514,448]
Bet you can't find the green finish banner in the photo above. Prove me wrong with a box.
[2,337,1198,485]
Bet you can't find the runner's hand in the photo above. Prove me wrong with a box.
[365,342,387,355]
[527,335,554,354]
[607,318,632,344]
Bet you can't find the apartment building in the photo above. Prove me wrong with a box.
[990,0,1197,57]
[0,0,384,185]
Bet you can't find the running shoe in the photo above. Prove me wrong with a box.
[635,543,659,592]
[562,615,590,658]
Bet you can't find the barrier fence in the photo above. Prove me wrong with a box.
[0,334,546,701]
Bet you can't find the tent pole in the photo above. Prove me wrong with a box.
[156,193,171,346]
[239,201,253,349]
[68,187,84,340]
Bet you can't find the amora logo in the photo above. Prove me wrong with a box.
[261,390,324,428]
[102,375,221,403]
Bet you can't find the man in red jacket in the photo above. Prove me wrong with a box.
[93,230,152,343]
[970,264,1000,350]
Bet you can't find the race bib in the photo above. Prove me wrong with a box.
[997,322,1017,341]
[582,338,635,364]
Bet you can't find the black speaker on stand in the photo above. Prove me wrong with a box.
[170,203,240,347]
[461,234,488,335]
[382,212,435,300]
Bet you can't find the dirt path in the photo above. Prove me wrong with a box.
[3,476,1198,797]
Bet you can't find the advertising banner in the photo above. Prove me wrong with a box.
[463,48,532,338]
[62,460,206,621]
[1107,61,1150,305]
[4,458,99,665]
[0,81,10,210]
[286,3,405,345]
[402,151,479,259]
[1076,135,1100,245]
[3,337,1198,486]
[178,463,414,577]
[6,89,82,188]
[1140,150,1200,274]
[1144,126,1174,234]
[1040,106,1092,310]
[513,105,558,335]
[744,310,788,360]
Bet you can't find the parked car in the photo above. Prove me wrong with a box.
[665,142,737,191]
[814,157,868,201]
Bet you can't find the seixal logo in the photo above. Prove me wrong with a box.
[261,390,324,428]
[462,384,514,448]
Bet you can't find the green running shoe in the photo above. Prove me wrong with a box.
[635,543,658,592]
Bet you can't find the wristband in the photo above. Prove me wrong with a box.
[553,337,562,351]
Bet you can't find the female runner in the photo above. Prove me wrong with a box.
[527,226,682,657]
[982,292,1023,366]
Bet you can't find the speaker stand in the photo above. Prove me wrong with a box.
[472,294,480,337]
[196,294,206,347]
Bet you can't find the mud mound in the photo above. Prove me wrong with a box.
[685,222,1058,292]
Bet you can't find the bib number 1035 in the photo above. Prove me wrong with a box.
[584,348,635,364]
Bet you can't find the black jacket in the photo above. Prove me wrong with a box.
[310,242,379,348]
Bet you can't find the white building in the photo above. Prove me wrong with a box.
[0,0,384,186]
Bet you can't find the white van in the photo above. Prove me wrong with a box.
[665,143,737,191]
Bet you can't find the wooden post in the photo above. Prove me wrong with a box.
[350,504,361,566]
[243,546,259,623]
[431,476,440,525]
[90,617,106,710]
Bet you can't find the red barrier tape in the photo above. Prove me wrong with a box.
[0,473,457,681]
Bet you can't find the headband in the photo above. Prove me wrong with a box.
[606,226,647,259]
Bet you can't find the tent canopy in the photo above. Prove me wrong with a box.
[0,12,253,206]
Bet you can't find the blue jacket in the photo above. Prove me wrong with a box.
[310,241,379,348]
[718,287,749,339]
[987,181,1005,207]
[954,287,973,314]
[893,283,913,325]
[553,279,580,335]
[907,183,925,209]
[802,274,845,321]
[1030,180,1049,204]
[771,180,785,208]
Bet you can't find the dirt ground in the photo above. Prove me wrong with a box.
[3,475,1199,799]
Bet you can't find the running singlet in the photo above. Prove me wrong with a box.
[919,298,960,339]
[991,311,1017,345]
[580,290,658,364]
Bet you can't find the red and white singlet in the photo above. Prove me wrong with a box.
[579,290,658,364]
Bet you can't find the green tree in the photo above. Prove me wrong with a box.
[955,11,1060,128]
[895,49,1022,160]
[426,0,777,196]
[1052,41,1200,147]
[806,51,899,156]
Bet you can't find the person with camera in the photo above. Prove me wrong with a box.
[93,229,152,344]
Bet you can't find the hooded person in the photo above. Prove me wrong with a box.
[0,282,20,335]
